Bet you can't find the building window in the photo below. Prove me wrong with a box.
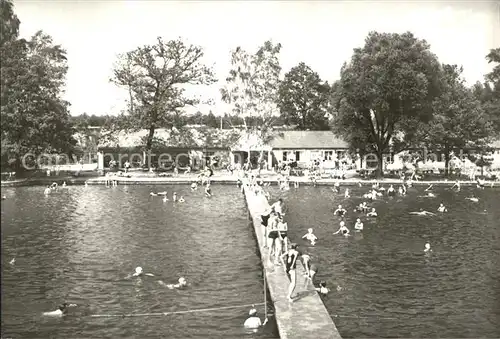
[324,151,333,161]
[204,151,214,166]
[295,151,301,161]
[282,151,288,161]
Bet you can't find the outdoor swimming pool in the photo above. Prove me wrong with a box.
[270,184,500,338]
[1,185,278,339]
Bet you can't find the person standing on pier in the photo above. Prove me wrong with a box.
[281,243,299,302]
[271,198,285,218]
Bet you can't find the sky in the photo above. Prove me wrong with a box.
[13,0,500,116]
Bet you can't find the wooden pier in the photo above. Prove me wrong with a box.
[241,181,342,339]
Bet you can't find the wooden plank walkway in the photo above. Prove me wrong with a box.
[241,181,342,339]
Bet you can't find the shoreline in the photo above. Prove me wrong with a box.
[2,174,498,187]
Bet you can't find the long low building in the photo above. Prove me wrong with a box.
[74,127,500,172]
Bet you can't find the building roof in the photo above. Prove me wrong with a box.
[269,130,348,149]
[97,127,241,150]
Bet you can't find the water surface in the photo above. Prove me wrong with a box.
[1,184,278,339]
[269,184,500,338]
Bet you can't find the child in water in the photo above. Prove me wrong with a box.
[334,221,350,236]
[302,228,318,245]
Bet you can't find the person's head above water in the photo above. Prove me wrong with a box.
[425,242,431,249]
[58,303,68,313]
[178,277,187,285]
[340,221,345,227]
[308,228,313,233]
[319,281,327,288]
[135,267,143,275]
[338,205,342,209]
[356,218,361,223]
[248,307,257,316]
[290,243,298,250]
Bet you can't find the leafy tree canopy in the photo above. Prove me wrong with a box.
[330,31,443,175]
[278,62,331,130]
[111,37,215,154]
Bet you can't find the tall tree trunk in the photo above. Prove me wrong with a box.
[444,147,450,177]
[376,149,384,178]
[146,125,155,168]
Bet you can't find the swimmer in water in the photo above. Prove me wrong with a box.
[172,192,178,202]
[451,180,461,192]
[157,191,167,196]
[162,196,168,202]
[367,208,377,217]
[437,203,447,213]
[424,242,432,253]
[43,303,68,317]
[333,221,350,236]
[302,228,318,246]
[409,209,436,216]
[150,192,158,197]
[354,218,364,231]
[476,178,485,189]
[316,281,330,295]
[333,205,347,217]
[243,307,268,330]
[9,258,15,265]
[387,185,396,196]
[130,267,155,278]
[162,277,187,289]
[465,197,479,202]
[61,181,67,188]
[84,180,88,188]
[294,180,299,188]
[344,188,350,198]
[178,196,185,203]
[44,185,51,195]
[191,182,198,191]
[205,184,212,197]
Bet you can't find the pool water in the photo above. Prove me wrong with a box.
[1,184,278,339]
[268,184,500,338]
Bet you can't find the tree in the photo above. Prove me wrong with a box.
[1,11,76,171]
[330,31,443,176]
[0,0,20,47]
[420,64,492,175]
[111,37,216,160]
[220,41,282,166]
[278,62,330,130]
[473,48,500,138]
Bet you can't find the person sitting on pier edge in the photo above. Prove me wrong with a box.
[333,205,347,217]
[243,306,268,330]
